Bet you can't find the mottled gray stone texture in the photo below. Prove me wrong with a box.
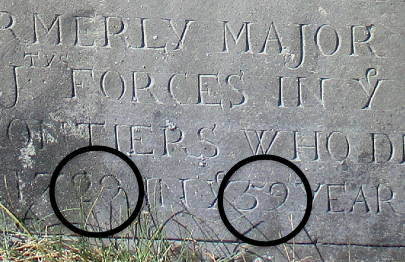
[0,0,404,260]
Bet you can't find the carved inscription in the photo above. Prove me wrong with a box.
[242,129,405,164]
[2,118,405,165]
[0,12,394,111]
[0,4,404,247]
[0,13,381,58]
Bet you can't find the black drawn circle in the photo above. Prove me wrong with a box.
[217,155,312,246]
[50,145,144,238]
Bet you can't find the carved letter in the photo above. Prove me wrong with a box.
[0,66,19,108]
[278,77,327,108]
[326,131,350,161]
[24,52,39,67]
[132,72,162,104]
[33,14,62,44]
[354,68,387,110]
[74,16,96,47]
[170,20,195,50]
[71,68,94,98]
[103,16,125,47]
[188,125,219,159]
[294,131,320,161]
[243,129,281,155]
[222,21,252,53]
[371,133,393,163]
[7,119,31,148]
[350,25,377,56]
[130,125,154,156]
[163,126,185,157]
[315,24,340,56]
[100,71,126,100]
[376,184,395,213]
[138,18,166,50]
[226,73,246,109]
[286,24,308,69]
[197,74,222,106]
[260,22,282,54]
[327,184,345,212]
[349,185,370,213]
[168,73,198,104]
[0,11,14,30]
[0,12,16,39]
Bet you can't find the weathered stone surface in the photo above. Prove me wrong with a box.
[0,0,405,260]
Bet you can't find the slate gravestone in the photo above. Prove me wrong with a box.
[0,0,405,260]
